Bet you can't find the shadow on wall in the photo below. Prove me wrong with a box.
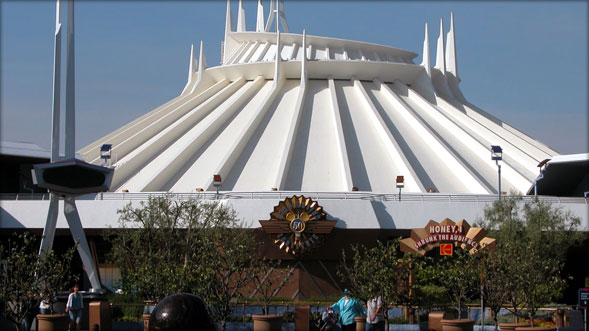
[0,208,26,228]
[370,200,396,229]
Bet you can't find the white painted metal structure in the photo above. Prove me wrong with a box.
[79,1,557,196]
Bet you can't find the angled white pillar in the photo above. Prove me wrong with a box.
[64,196,101,289]
[64,0,75,159]
[256,0,264,32]
[237,0,246,32]
[445,12,458,79]
[265,0,275,32]
[278,0,289,33]
[434,17,446,73]
[39,194,59,257]
[421,22,431,77]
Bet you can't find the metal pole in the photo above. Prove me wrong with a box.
[496,161,501,199]
[481,284,484,330]
[398,187,402,201]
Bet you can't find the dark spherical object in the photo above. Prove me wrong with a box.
[148,293,216,331]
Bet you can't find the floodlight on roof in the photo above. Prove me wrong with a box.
[396,176,404,201]
[491,145,502,199]
[491,145,502,161]
[100,144,112,165]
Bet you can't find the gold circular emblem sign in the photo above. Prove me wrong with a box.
[259,196,337,255]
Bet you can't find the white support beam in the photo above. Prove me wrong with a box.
[90,79,228,166]
[352,78,424,192]
[111,79,238,189]
[377,79,489,194]
[39,194,59,256]
[63,196,101,289]
[134,77,264,192]
[272,32,308,189]
[327,77,353,190]
[206,78,286,191]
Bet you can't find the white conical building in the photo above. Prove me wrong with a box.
[78,2,557,197]
[2,0,587,299]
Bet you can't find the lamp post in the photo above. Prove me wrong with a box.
[396,176,404,201]
[213,174,222,199]
[100,144,112,166]
[491,146,502,199]
[534,159,550,200]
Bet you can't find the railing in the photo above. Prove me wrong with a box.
[1,191,587,204]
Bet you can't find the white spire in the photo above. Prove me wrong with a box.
[64,0,75,159]
[198,40,207,74]
[265,0,275,32]
[188,44,195,82]
[421,22,431,77]
[237,0,246,32]
[434,17,446,73]
[445,12,458,78]
[51,0,62,162]
[265,0,289,32]
[256,0,264,32]
[278,0,289,33]
[224,0,233,36]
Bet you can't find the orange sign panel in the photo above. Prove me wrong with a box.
[440,243,453,256]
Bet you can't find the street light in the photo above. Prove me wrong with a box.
[100,144,112,166]
[491,145,502,199]
[534,159,550,199]
[396,176,404,201]
[213,174,222,199]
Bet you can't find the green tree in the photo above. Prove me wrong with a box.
[339,239,416,330]
[250,259,293,315]
[0,232,77,331]
[417,248,481,319]
[478,195,583,326]
[106,196,258,331]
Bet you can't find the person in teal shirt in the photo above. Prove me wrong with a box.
[331,288,366,331]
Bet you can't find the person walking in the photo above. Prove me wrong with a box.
[331,288,366,331]
[366,296,385,331]
[65,285,83,331]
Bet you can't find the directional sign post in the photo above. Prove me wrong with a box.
[579,288,589,331]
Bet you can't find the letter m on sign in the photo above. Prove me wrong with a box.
[440,243,453,256]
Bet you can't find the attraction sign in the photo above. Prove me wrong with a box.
[579,288,589,309]
[400,218,495,256]
[259,196,337,255]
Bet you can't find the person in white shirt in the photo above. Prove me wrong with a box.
[366,296,385,331]
[65,285,83,331]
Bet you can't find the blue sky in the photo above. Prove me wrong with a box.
[1,1,587,154]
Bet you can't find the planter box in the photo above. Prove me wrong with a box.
[252,314,282,331]
[37,314,68,331]
[441,319,475,331]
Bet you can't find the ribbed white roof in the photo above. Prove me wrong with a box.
[79,1,557,194]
